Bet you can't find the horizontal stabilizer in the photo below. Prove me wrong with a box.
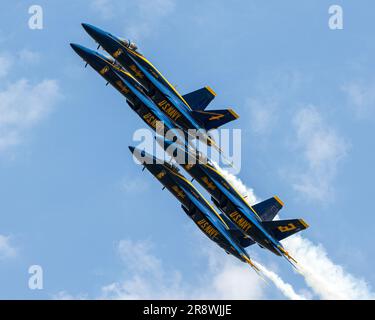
[253,196,284,221]
[182,86,216,111]
[262,219,309,241]
[191,109,239,130]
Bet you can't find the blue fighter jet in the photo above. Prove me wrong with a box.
[155,137,309,265]
[81,23,239,152]
[70,43,197,148]
[129,146,261,272]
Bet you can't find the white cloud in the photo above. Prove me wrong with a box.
[246,98,278,136]
[17,49,40,64]
[288,106,348,201]
[284,235,374,299]
[0,53,13,78]
[0,235,17,260]
[100,239,267,300]
[52,291,87,300]
[0,79,61,153]
[342,82,375,119]
[90,0,114,19]
[125,0,176,40]
[91,0,176,40]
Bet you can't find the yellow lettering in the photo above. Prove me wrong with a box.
[156,171,166,179]
[113,48,123,58]
[278,223,296,233]
[202,176,216,191]
[129,64,143,79]
[158,100,181,121]
[171,185,185,199]
[229,211,252,233]
[197,219,219,239]
[100,66,109,75]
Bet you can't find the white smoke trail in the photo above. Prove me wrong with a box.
[255,262,307,300]
[284,235,374,300]
[213,163,306,300]
[215,163,375,300]
[212,162,258,205]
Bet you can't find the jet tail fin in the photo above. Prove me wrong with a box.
[191,109,239,130]
[252,196,284,221]
[261,219,309,241]
[182,86,216,111]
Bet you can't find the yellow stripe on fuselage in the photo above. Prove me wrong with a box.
[96,54,136,81]
[121,45,193,110]
[167,168,229,229]
[203,163,262,221]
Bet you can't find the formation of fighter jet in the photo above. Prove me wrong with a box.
[71,23,309,274]
[80,23,239,153]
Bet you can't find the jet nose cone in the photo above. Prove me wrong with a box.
[81,23,108,42]
[128,146,136,153]
[70,43,94,61]
[70,43,85,56]
[81,23,97,36]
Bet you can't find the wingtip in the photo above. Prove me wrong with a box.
[299,219,309,229]
[274,195,284,207]
[228,108,239,119]
[205,85,217,97]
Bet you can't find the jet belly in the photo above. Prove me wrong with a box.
[98,66,175,138]
[116,50,203,134]
[189,211,245,262]
[130,148,250,263]
[96,65,138,104]
[110,47,155,93]
[193,164,282,256]
[125,55,204,129]
[119,46,191,112]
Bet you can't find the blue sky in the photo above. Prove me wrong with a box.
[0,0,374,299]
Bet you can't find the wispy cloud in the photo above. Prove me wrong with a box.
[287,106,348,202]
[90,0,176,40]
[100,239,267,300]
[246,98,278,136]
[52,291,88,300]
[90,0,114,20]
[0,79,61,153]
[0,235,17,260]
[0,53,13,78]
[17,49,41,65]
[342,81,375,119]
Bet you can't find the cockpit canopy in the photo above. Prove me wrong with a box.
[119,38,139,52]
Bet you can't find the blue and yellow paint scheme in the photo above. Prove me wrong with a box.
[70,43,195,148]
[129,146,259,271]
[81,23,239,151]
[155,137,309,264]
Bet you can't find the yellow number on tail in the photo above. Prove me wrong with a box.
[278,223,296,233]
